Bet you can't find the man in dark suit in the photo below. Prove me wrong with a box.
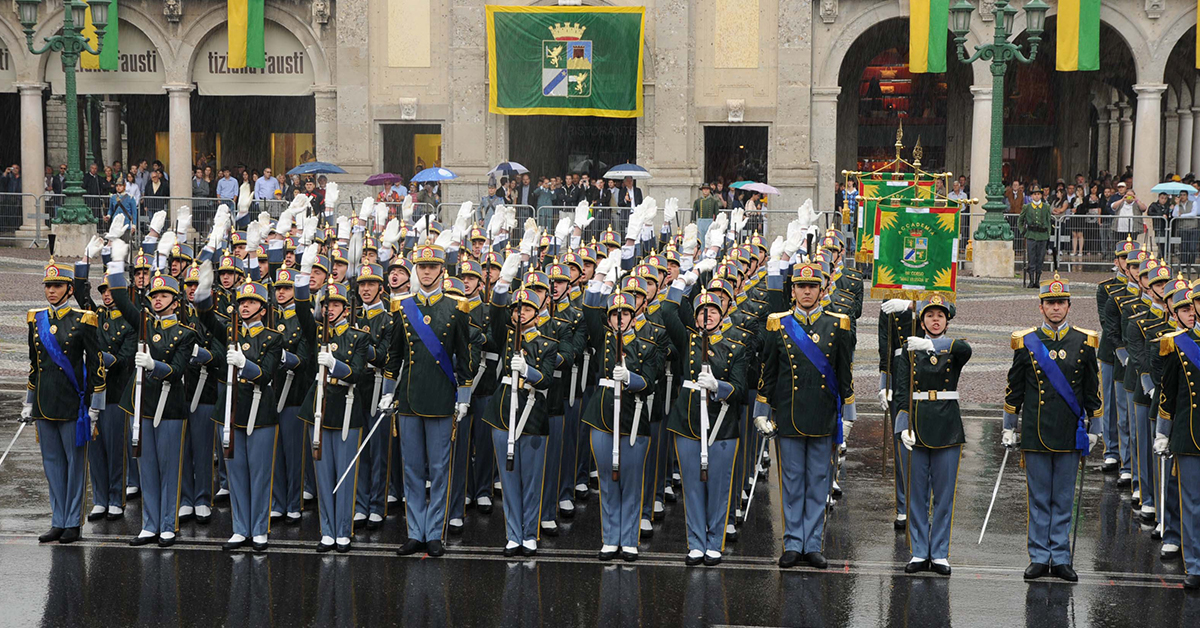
[517,173,534,206]
[615,177,643,234]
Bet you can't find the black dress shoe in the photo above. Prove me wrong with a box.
[367,518,383,531]
[158,536,177,548]
[831,484,843,498]
[126,487,141,501]
[905,559,930,574]
[639,525,652,539]
[503,545,520,557]
[179,511,195,523]
[316,541,335,553]
[725,527,739,543]
[598,548,618,561]
[1051,564,1078,582]
[1116,476,1132,488]
[448,522,464,535]
[477,502,494,515]
[575,488,590,501]
[39,527,64,543]
[59,527,81,544]
[253,541,269,553]
[1024,562,1050,580]
[520,546,537,557]
[397,540,426,556]
[685,553,704,566]
[930,562,952,576]
[335,541,350,554]
[213,491,229,504]
[1139,511,1157,525]
[703,554,722,567]
[1185,574,1200,590]
[893,517,907,531]
[1161,547,1182,561]
[284,514,300,526]
[778,551,802,569]
[87,509,106,522]
[541,524,560,537]
[426,540,445,557]
[221,538,248,551]
[195,512,211,525]
[106,510,125,521]
[805,552,828,569]
[621,550,638,562]
[1101,460,1118,473]
[129,534,157,547]
[664,490,678,504]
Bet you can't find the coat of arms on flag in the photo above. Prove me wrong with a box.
[542,23,592,98]
[902,229,929,268]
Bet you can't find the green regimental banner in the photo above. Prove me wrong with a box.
[855,175,935,263]
[871,201,960,302]
[487,6,645,118]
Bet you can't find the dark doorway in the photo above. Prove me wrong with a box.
[508,115,635,180]
[381,123,443,182]
[0,94,21,171]
[190,95,315,173]
[704,126,768,185]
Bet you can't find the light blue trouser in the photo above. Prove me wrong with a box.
[356,410,389,517]
[576,388,597,487]
[777,435,834,554]
[906,445,962,560]
[1024,450,1080,565]
[894,433,910,517]
[311,426,361,540]
[38,419,88,529]
[225,426,277,538]
[1099,362,1122,463]
[696,218,714,246]
[541,414,565,523]
[1124,389,1138,493]
[1177,455,1200,575]
[492,428,547,544]
[181,404,214,509]
[641,421,665,520]
[1111,370,1131,475]
[272,406,304,515]
[399,415,453,542]
[1134,402,1155,509]
[590,428,650,547]
[88,404,126,509]
[469,395,495,502]
[137,419,186,535]
[559,399,581,504]
[1162,455,1181,547]
[448,408,475,522]
[676,436,737,553]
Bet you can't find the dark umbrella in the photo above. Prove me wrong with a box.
[287,161,348,176]
[365,173,403,186]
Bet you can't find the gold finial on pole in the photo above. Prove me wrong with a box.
[912,136,923,168]
[894,121,905,161]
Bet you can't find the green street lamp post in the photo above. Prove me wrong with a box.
[950,0,1049,241]
[17,0,110,225]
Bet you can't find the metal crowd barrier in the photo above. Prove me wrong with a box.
[0,192,43,246]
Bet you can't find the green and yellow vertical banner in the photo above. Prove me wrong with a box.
[908,0,948,74]
[228,0,266,69]
[81,0,118,71]
[1057,0,1100,71]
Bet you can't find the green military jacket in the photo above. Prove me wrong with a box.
[1128,304,1173,406]
[482,320,558,436]
[111,286,198,422]
[1096,276,1128,365]
[893,339,972,448]
[1111,286,1147,385]
[273,297,316,409]
[756,307,855,438]
[353,301,394,413]
[580,293,663,437]
[384,289,475,418]
[660,297,747,441]
[181,302,220,407]
[1157,328,1200,455]
[1018,202,1052,241]
[201,314,284,429]
[544,296,585,416]
[72,273,136,405]
[463,294,500,398]
[26,303,106,420]
[1004,325,1103,452]
[692,195,719,220]
[299,319,372,430]
[834,267,865,319]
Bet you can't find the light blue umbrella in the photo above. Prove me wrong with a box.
[729,180,755,190]
[1151,181,1197,195]
[287,161,347,176]
[411,167,459,183]
[603,164,651,180]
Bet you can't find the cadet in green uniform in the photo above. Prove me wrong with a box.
[1113,248,1151,491]
[1098,237,1141,476]
[1128,258,1175,524]
[878,297,917,529]
[179,261,221,525]
[270,267,315,524]
[23,260,106,544]
[352,262,394,530]
[894,296,970,576]
[554,251,589,518]
[538,262,584,537]
[1003,274,1102,582]
[754,259,855,570]
[300,281,373,552]
[468,254,502,515]
[1018,185,1051,288]
[1151,276,1191,559]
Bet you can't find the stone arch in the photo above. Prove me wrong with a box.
[0,17,31,80]
[178,2,331,86]
[1008,1,1154,85]
[32,3,179,85]
[1143,3,1198,84]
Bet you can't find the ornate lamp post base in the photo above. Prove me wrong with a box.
[50,223,98,258]
[971,240,1015,278]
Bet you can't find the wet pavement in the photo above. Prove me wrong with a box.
[2,256,1197,626]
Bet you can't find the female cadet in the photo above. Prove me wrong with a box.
[893,295,971,576]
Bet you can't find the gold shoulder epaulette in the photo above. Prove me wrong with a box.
[1160,330,1184,356]
[766,311,787,332]
[1011,328,1036,350]
[456,297,471,313]
[829,312,852,330]
[78,310,98,326]
[1075,327,1099,348]
[26,309,39,323]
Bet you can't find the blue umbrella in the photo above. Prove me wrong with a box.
[411,167,459,183]
[287,161,347,176]
[603,163,651,180]
[729,180,755,190]
[1151,181,1197,195]
[487,161,529,177]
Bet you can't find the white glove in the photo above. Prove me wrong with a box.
[323,182,340,210]
[301,215,319,246]
[20,402,33,421]
[359,198,375,223]
[499,252,522,283]
[401,196,415,223]
[663,197,678,224]
[317,350,337,370]
[510,353,527,375]
[797,198,818,229]
[456,402,470,419]
[374,198,389,228]
[455,201,475,232]
[245,221,262,253]
[381,218,402,249]
[504,205,518,231]
[412,215,429,238]
[206,217,226,251]
[900,429,916,450]
[604,256,620,284]
[1088,433,1099,452]
[89,407,99,433]
[85,235,105,259]
[783,220,803,258]
[697,370,719,392]
[196,261,214,300]
[878,388,889,413]
[134,350,155,370]
[754,416,776,436]
[226,348,247,370]
[1154,434,1169,455]
[149,210,167,235]
[843,420,853,442]
[612,362,631,384]
[487,206,507,238]
[433,229,454,250]
[554,216,573,246]
[907,336,935,353]
[640,198,658,227]
[573,200,594,229]
[157,231,177,263]
[175,206,191,238]
[105,213,128,241]
[1001,428,1017,448]
[256,211,271,234]
[109,238,129,264]
[882,299,912,315]
[287,193,311,215]
[681,270,699,288]
[300,245,318,275]
[336,216,352,241]
[768,236,785,262]
[519,218,540,255]
[378,393,394,413]
[592,254,616,283]
[705,213,728,248]
[276,208,295,236]
[681,223,699,256]
[694,258,718,273]
[625,205,646,241]
[730,207,748,232]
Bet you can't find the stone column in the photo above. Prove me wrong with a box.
[1179,108,1194,176]
[969,86,992,236]
[443,0,490,190]
[102,100,122,168]
[1192,106,1200,175]
[1132,85,1166,199]
[335,0,372,172]
[1119,103,1134,174]
[774,0,816,215]
[1163,109,1179,175]
[165,83,193,212]
[1096,107,1110,174]
[1108,104,1121,174]
[313,85,338,164]
[15,83,45,244]
[811,87,840,217]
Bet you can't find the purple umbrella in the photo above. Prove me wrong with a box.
[365,173,403,186]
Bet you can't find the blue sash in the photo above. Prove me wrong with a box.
[1175,331,1200,371]
[1024,331,1088,451]
[34,310,90,446]
[781,314,844,444]
[400,297,457,387]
